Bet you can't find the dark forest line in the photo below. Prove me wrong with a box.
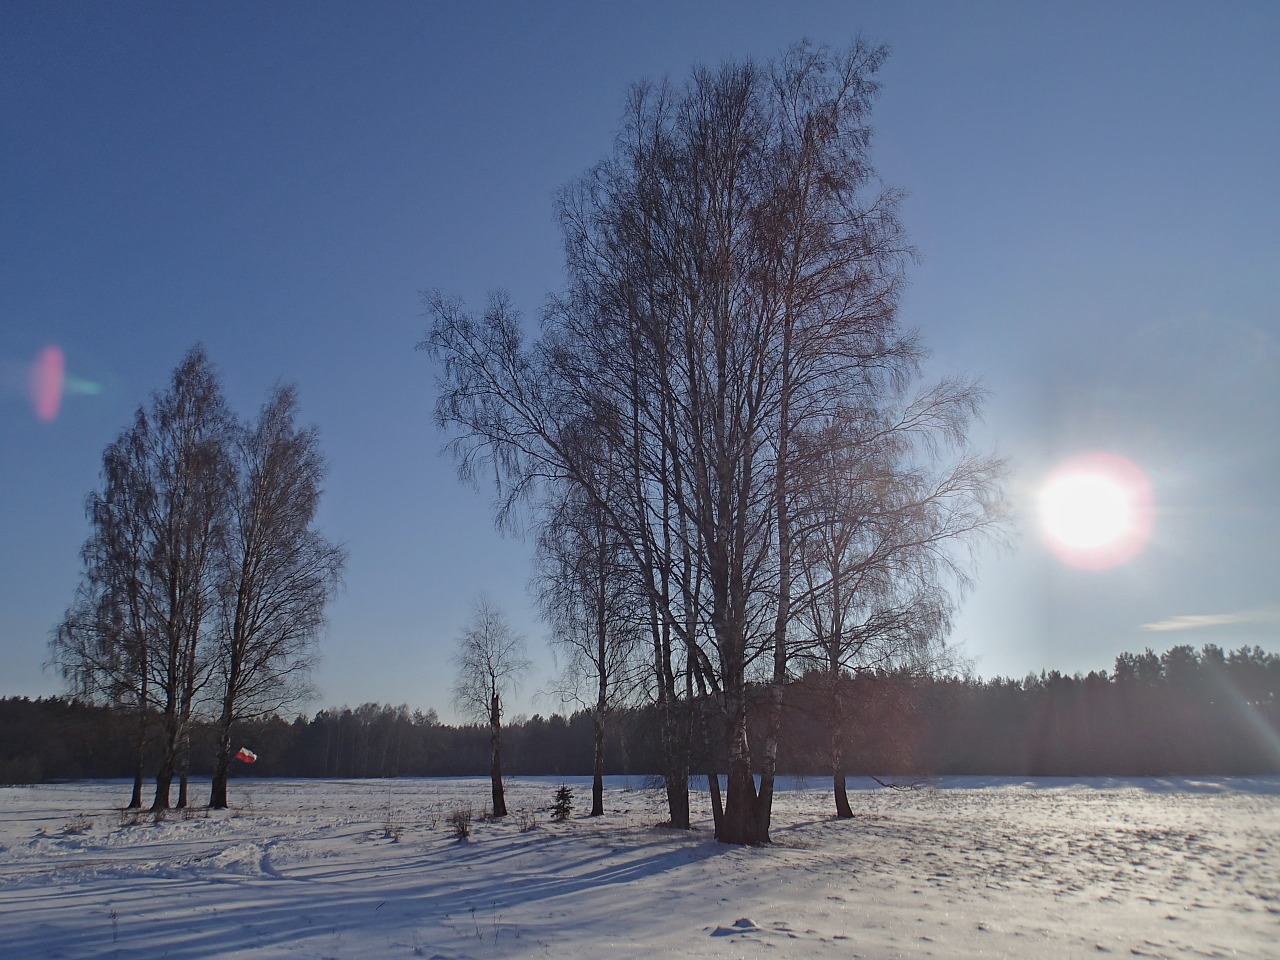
[4,642,1278,787]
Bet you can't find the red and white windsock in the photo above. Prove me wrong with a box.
[234,747,258,764]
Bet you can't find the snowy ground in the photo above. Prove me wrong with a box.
[2,776,1277,959]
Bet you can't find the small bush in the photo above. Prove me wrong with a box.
[423,803,441,829]
[551,785,573,823]
[447,806,473,840]
[515,808,537,832]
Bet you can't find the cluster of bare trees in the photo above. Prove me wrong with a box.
[424,42,1006,844]
[50,346,346,811]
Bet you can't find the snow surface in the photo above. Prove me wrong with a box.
[2,776,1277,958]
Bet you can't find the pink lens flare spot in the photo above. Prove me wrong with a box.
[30,345,66,422]
[1038,451,1155,570]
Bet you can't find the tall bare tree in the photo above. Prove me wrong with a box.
[425,41,1006,844]
[208,384,346,809]
[54,349,345,811]
[60,347,233,810]
[144,348,235,809]
[451,596,530,817]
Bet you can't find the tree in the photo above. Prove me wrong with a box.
[208,384,346,809]
[790,400,1003,816]
[82,348,233,809]
[52,433,161,808]
[146,348,236,809]
[535,474,644,816]
[53,348,233,809]
[424,40,1006,844]
[451,596,530,817]
[53,348,345,810]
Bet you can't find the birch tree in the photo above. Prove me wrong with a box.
[425,40,1006,844]
[54,350,344,811]
[535,474,644,816]
[108,347,233,809]
[208,384,346,809]
[782,388,1006,815]
[451,596,530,817]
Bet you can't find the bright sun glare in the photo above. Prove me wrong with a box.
[1038,453,1154,569]
[1040,473,1132,549]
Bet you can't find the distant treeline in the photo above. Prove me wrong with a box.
[4,643,1278,786]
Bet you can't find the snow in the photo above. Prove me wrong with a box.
[2,776,1278,958]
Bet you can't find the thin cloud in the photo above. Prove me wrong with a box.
[1141,613,1252,632]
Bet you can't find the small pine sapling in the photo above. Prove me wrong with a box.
[551,784,573,822]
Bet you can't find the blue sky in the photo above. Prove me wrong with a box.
[3,1,1277,722]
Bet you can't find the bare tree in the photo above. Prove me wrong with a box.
[51,421,159,808]
[65,347,232,810]
[53,349,347,811]
[425,41,1007,844]
[451,596,530,817]
[791,393,1006,816]
[535,473,644,816]
[208,384,346,809]
[53,349,231,809]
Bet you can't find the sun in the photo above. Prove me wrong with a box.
[1038,453,1154,569]
[1040,472,1132,549]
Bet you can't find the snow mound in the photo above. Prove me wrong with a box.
[710,916,760,936]
[209,841,265,873]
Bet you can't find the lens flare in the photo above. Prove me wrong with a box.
[29,345,66,422]
[1038,452,1154,569]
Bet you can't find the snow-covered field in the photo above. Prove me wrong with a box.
[2,776,1277,959]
